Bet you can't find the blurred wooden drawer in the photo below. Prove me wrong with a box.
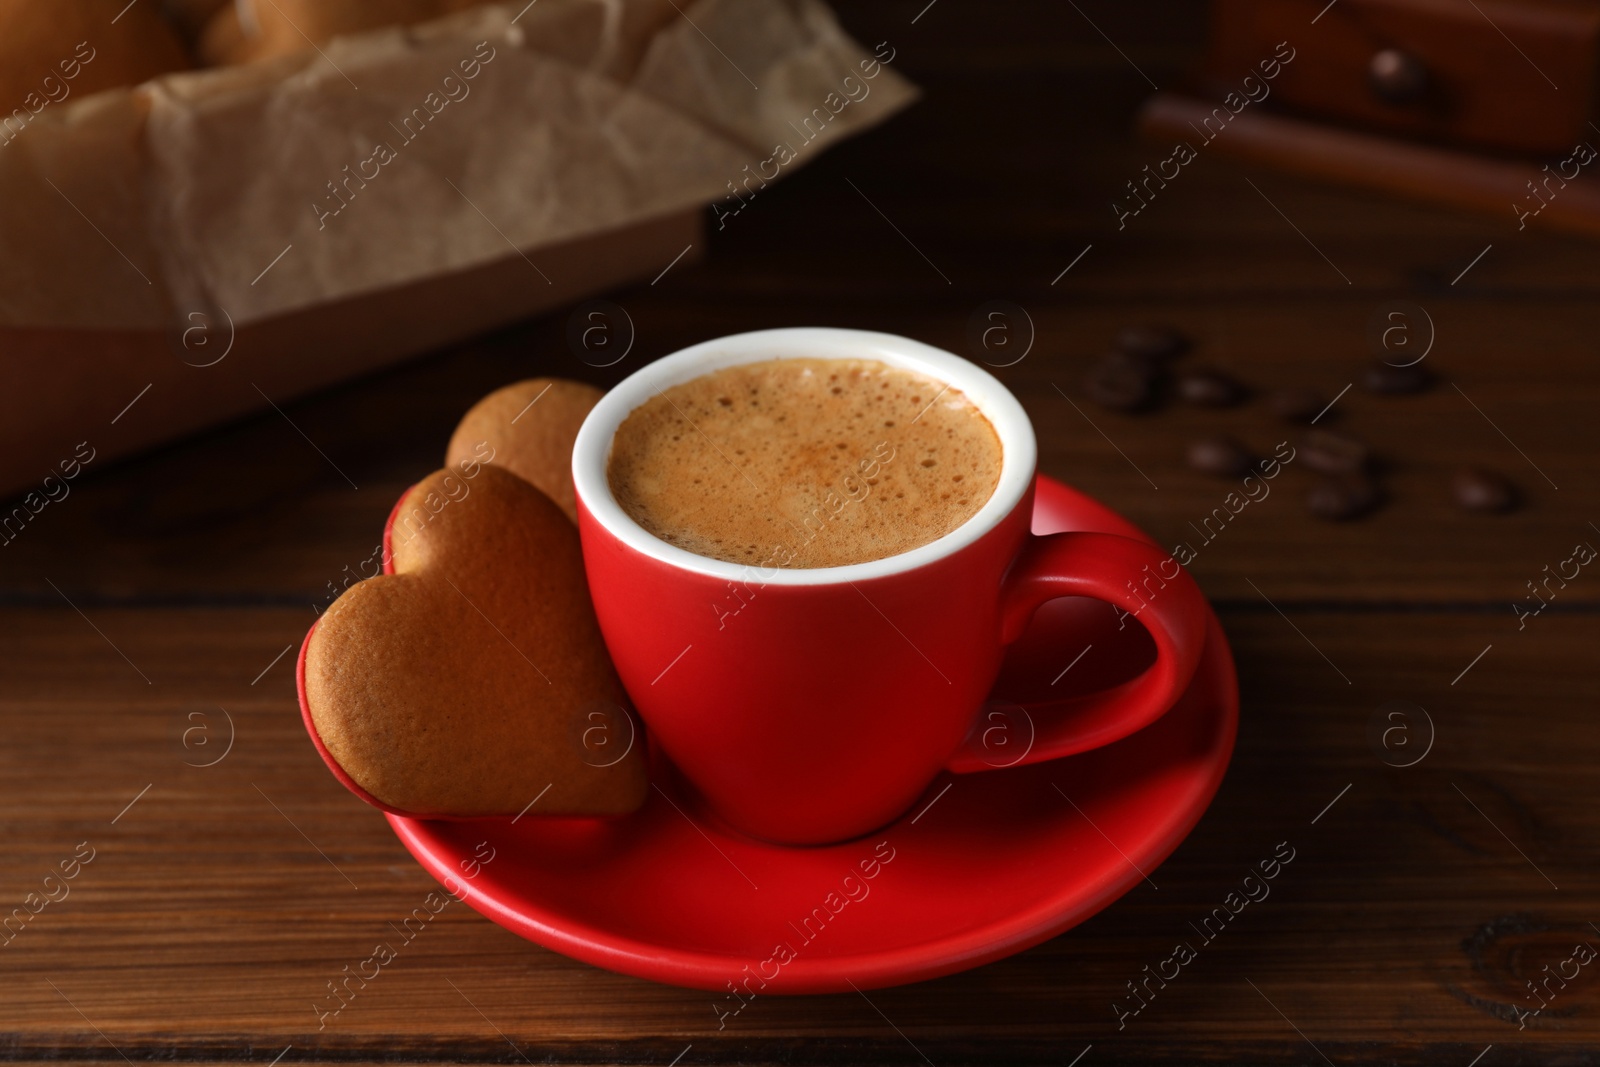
[1207,0,1600,154]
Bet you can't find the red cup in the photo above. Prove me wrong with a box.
[572,329,1209,845]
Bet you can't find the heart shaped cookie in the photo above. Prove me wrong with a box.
[0,0,190,103]
[446,378,603,523]
[300,463,647,818]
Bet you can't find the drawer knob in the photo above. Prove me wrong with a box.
[1369,49,1428,105]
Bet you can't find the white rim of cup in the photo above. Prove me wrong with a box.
[570,327,1038,587]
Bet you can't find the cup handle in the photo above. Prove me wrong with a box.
[945,532,1209,774]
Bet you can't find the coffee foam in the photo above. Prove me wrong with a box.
[606,358,1002,568]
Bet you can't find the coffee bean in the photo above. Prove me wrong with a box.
[1307,475,1383,521]
[1186,436,1255,478]
[1300,429,1370,475]
[1114,323,1190,361]
[1361,360,1433,395]
[1084,352,1161,412]
[1452,466,1518,514]
[1177,368,1248,408]
[1268,385,1327,424]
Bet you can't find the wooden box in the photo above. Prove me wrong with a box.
[0,0,916,500]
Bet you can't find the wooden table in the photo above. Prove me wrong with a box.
[5,2,1597,1063]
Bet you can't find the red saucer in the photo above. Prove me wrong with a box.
[389,475,1237,993]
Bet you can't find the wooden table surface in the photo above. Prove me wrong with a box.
[5,2,1598,1063]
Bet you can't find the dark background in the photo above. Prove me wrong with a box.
[3,1,1598,1063]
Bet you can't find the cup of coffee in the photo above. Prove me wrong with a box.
[572,328,1208,845]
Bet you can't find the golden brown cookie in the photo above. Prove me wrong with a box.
[162,0,229,39]
[446,378,603,523]
[219,0,495,63]
[0,0,189,106]
[303,464,646,818]
[196,3,248,65]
